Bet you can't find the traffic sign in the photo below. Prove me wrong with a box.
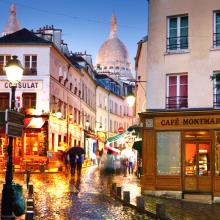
[118,127,124,134]
[5,109,24,125]
[6,122,23,137]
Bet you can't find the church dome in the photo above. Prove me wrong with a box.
[96,15,133,80]
[96,36,130,67]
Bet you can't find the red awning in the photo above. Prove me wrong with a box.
[24,117,46,129]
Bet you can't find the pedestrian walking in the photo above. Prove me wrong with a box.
[69,153,77,175]
[128,150,135,175]
[67,146,85,176]
[76,154,84,176]
[121,157,128,177]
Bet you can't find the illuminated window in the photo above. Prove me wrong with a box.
[166,74,188,109]
[157,132,181,175]
[22,93,36,109]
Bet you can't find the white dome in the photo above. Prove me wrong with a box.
[96,15,133,79]
[96,37,130,67]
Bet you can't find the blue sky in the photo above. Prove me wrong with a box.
[0,0,147,74]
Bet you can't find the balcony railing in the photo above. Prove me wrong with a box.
[166,36,188,51]
[213,33,220,47]
[166,96,188,109]
[213,94,220,108]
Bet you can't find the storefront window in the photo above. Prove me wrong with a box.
[215,131,220,176]
[157,132,181,175]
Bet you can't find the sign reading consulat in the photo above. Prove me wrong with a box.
[0,80,43,90]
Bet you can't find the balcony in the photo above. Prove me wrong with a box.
[166,96,188,109]
[166,36,188,51]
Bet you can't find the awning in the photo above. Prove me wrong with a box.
[106,130,131,144]
[132,140,142,155]
[24,117,46,128]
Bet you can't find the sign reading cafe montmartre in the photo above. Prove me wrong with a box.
[154,115,220,129]
[0,80,43,90]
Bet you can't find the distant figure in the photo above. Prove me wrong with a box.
[69,153,77,175]
[76,154,84,176]
[67,146,85,176]
[128,150,135,174]
[121,157,128,177]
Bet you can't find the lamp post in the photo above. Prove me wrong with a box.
[1,55,23,216]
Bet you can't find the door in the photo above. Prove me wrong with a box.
[184,142,212,192]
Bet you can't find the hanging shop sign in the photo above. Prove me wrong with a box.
[153,115,220,130]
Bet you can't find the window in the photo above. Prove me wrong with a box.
[166,74,188,109]
[22,93,36,109]
[167,15,188,51]
[0,93,9,110]
[24,55,37,75]
[0,55,11,75]
[214,12,220,47]
[213,73,220,108]
[157,132,181,175]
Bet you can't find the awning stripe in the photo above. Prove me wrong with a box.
[106,130,131,144]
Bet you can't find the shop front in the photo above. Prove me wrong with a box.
[84,130,97,160]
[140,110,220,202]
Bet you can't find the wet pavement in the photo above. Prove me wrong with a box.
[0,167,151,220]
[1,166,220,219]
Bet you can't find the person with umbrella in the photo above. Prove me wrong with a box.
[67,146,85,176]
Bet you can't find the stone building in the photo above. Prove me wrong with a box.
[140,0,220,203]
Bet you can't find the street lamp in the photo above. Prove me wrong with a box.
[126,92,136,107]
[85,119,90,128]
[1,55,23,216]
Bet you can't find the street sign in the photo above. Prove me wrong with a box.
[6,122,23,137]
[5,109,24,125]
[118,127,124,134]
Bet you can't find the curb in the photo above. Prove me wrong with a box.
[110,183,170,220]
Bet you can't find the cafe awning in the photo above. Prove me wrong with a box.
[24,117,46,129]
[106,130,131,144]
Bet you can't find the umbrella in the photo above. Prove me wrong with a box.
[67,146,85,156]
[104,145,120,155]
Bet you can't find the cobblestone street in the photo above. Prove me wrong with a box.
[0,167,150,220]
[1,166,220,219]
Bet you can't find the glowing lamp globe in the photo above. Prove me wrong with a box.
[5,55,23,84]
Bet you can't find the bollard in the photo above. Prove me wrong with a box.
[136,196,145,209]
[116,186,122,198]
[156,203,166,219]
[25,210,34,220]
[28,184,34,196]
[112,183,117,193]
[123,191,130,204]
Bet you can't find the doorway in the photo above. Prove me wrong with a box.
[184,142,212,192]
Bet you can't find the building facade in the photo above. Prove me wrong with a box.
[0,26,96,169]
[140,0,220,202]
